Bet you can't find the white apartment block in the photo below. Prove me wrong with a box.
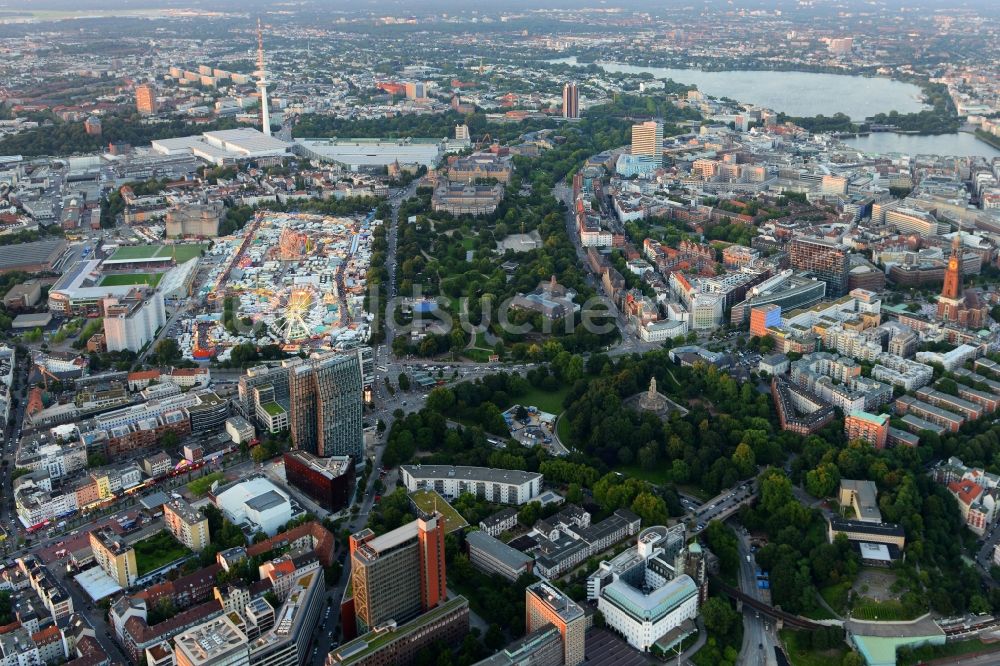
[400,465,542,505]
[103,290,166,353]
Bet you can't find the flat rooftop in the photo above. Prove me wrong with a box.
[330,596,468,664]
[841,479,881,523]
[0,238,66,270]
[467,530,533,570]
[527,581,584,623]
[285,450,351,479]
[401,464,541,486]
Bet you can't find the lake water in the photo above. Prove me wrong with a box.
[550,57,1000,158]
[550,57,927,119]
[843,132,1000,158]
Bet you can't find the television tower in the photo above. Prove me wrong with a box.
[256,18,271,136]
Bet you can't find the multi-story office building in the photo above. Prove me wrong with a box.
[164,498,211,552]
[95,390,201,430]
[466,531,533,581]
[174,615,249,666]
[884,207,948,236]
[136,83,158,115]
[731,271,827,326]
[474,625,564,666]
[399,465,542,505]
[329,596,470,666]
[348,512,446,635]
[282,451,354,512]
[247,568,324,666]
[789,236,849,297]
[103,289,166,352]
[631,121,663,161]
[188,391,230,433]
[289,352,364,460]
[239,363,294,427]
[243,597,276,641]
[562,82,579,119]
[749,303,782,337]
[525,582,586,666]
[690,292,724,329]
[587,526,700,652]
[90,527,138,588]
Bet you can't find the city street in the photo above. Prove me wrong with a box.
[735,524,778,666]
[553,180,664,359]
[1,352,30,548]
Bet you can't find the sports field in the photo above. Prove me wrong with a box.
[108,243,206,263]
[409,489,468,534]
[108,244,166,261]
[98,272,164,287]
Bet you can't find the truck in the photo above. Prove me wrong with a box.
[746,555,751,563]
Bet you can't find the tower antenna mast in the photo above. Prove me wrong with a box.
[257,18,272,137]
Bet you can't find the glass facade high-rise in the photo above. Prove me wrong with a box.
[788,236,849,298]
[289,352,364,460]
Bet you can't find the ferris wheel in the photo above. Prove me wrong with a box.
[272,285,319,342]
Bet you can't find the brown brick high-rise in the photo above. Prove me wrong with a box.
[348,512,447,635]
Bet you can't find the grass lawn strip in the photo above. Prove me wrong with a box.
[409,489,467,534]
[515,386,570,415]
[133,531,191,575]
[187,471,226,497]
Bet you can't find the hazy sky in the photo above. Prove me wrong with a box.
[4,0,999,13]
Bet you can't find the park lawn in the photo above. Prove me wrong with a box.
[779,629,848,666]
[897,638,1000,666]
[409,490,467,534]
[187,471,226,497]
[820,581,852,615]
[515,386,571,415]
[133,531,191,575]
[98,272,164,287]
[851,597,918,621]
[464,348,492,363]
[614,464,674,487]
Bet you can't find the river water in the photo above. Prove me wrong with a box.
[550,57,1000,158]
